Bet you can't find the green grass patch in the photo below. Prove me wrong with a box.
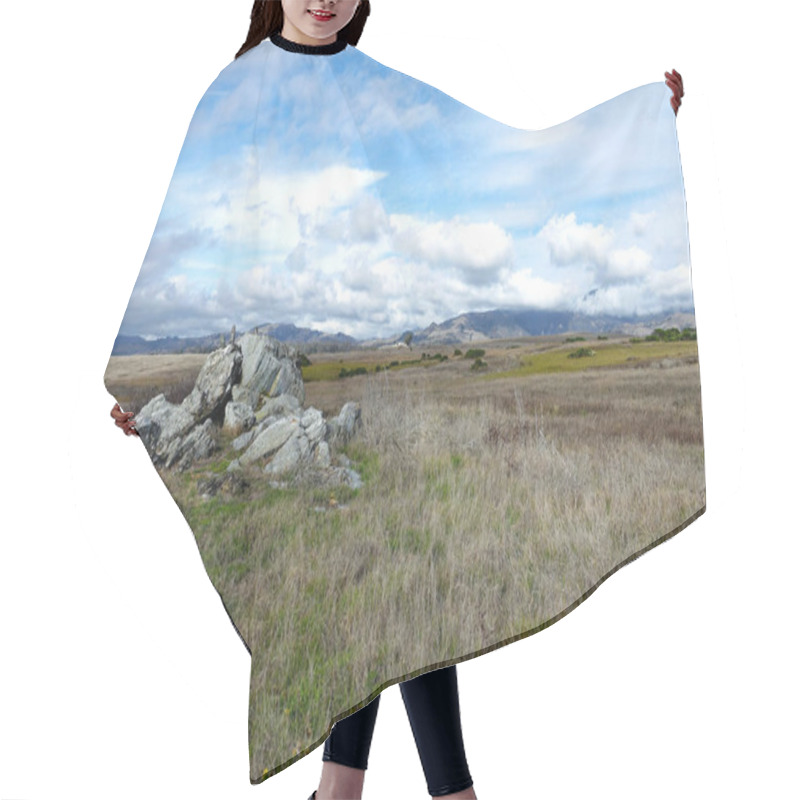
[342,441,380,486]
[205,457,232,474]
[303,355,449,382]
[302,361,373,382]
[485,340,698,379]
[187,497,250,528]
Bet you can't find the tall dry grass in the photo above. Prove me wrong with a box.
[154,356,704,781]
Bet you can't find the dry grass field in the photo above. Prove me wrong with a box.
[104,352,207,413]
[105,334,705,781]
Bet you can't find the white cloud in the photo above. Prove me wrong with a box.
[606,246,652,281]
[283,164,386,216]
[540,212,615,267]
[500,268,570,308]
[574,261,694,316]
[539,211,652,284]
[646,262,694,303]
[389,213,514,284]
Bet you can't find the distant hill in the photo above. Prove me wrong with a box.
[111,333,226,356]
[250,322,357,348]
[362,308,697,348]
[111,309,696,355]
[111,323,357,356]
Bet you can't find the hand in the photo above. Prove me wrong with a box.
[110,402,139,436]
[665,68,684,116]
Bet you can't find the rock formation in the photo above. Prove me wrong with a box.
[134,331,362,488]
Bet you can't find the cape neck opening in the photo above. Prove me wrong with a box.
[269,31,348,55]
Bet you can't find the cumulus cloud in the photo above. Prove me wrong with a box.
[605,246,652,281]
[532,209,695,316]
[540,212,615,267]
[647,263,694,304]
[119,66,694,340]
[389,214,514,285]
[575,261,694,316]
[501,268,571,309]
[539,211,652,283]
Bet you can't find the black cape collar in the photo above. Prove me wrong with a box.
[269,31,348,55]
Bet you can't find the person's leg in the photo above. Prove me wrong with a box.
[315,694,381,800]
[400,665,476,798]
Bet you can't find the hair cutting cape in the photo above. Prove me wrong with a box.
[104,32,705,784]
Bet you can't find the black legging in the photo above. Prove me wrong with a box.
[323,664,474,797]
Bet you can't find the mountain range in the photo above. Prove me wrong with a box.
[111,309,696,356]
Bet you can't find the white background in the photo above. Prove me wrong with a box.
[1,1,797,798]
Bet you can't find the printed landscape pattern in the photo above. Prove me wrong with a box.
[104,39,705,784]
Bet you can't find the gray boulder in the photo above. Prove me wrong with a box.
[181,343,242,425]
[232,332,305,409]
[161,418,217,472]
[255,393,301,422]
[231,428,257,452]
[263,429,311,475]
[301,406,327,443]
[133,332,364,485]
[314,440,331,467]
[223,401,256,434]
[328,401,362,446]
[135,393,197,466]
[239,417,299,466]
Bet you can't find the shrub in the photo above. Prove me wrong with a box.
[470,358,488,370]
[567,347,595,359]
[453,348,462,356]
[645,326,697,342]
[465,348,486,359]
[339,366,368,378]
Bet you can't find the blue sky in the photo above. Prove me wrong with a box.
[119,38,693,341]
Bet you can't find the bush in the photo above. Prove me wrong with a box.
[565,336,586,343]
[567,347,595,359]
[464,348,485,359]
[339,366,368,378]
[470,358,488,370]
[645,326,697,342]
[453,348,462,356]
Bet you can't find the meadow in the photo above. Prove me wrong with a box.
[105,334,705,780]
